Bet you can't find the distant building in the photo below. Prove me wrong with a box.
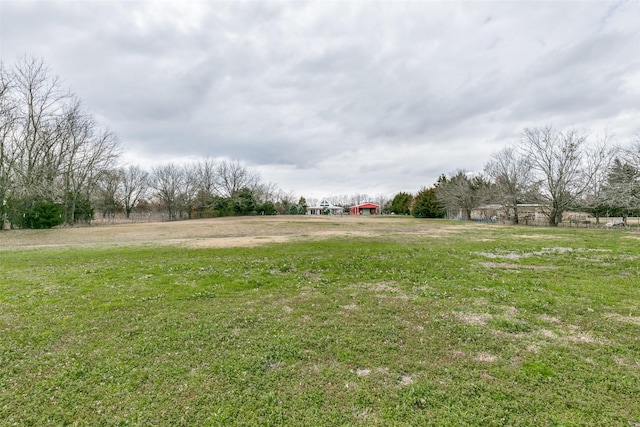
[470,204,550,224]
[470,204,504,221]
[517,204,549,223]
[349,202,380,215]
[468,203,595,226]
[307,198,344,215]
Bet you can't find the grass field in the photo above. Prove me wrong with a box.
[1,217,639,426]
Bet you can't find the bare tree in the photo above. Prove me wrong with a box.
[274,190,296,214]
[328,194,350,207]
[215,159,260,198]
[484,146,533,224]
[622,131,640,171]
[436,171,489,220]
[580,136,615,224]
[151,163,184,219]
[520,126,608,226]
[0,58,121,227]
[12,57,71,199]
[178,162,200,219]
[58,100,120,224]
[120,165,149,218]
[0,65,17,228]
[348,193,370,206]
[373,194,390,211]
[253,181,279,204]
[95,169,122,218]
[179,157,217,217]
[194,157,217,193]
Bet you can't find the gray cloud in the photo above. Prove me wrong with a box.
[1,0,639,198]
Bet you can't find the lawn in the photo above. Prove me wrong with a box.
[1,217,639,426]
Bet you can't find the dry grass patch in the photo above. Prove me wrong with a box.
[357,281,413,301]
[453,311,493,326]
[605,313,640,326]
[516,234,564,239]
[399,374,414,386]
[539,314,561,324]
[475,246,612,261]
[187,235,294,248]
[474,352,499,362]
[480,262,556,271]
[0,216,466,251]
[475,251,525,260]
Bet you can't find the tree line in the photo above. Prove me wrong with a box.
[0,58,285,228]
[0,58,388,229]
[94,159,296,221]
[4,58,639,229]
[390,127,640,226]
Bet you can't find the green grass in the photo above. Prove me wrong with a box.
[1,221,640,425]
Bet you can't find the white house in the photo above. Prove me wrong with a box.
[307,198,344,215]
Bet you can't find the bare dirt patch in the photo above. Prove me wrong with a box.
[356,369,371,377]
[399,374,414,386]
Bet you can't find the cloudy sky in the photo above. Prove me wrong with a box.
[1,1,639,199]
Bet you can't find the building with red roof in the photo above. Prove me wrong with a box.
[349,202,380,215]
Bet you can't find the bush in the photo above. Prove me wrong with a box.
[9,197,64,229]
[261,201,277,215]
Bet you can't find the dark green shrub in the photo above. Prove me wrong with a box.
[9,197,64,229]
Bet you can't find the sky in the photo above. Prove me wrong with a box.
[1,1,639,200]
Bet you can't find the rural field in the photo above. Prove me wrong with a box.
[1,216,639,426]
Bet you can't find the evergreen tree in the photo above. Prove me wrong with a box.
[389,192,413,215]
[297,197,307,215]
[412,187,445,218]
[601,158,640,222]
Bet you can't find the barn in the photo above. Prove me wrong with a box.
[349,202,380,215]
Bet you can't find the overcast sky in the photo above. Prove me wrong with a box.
[1,1,639,200]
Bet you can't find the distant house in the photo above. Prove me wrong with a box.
[307,198,344,215]
[471,203,594,226]
[470,204,549,223]
[471,203,549,225]
[349,202,380,215]
[517,204,549,223]
[470,204,504,221]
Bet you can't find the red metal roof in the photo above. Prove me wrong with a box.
[351,203,379,208]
